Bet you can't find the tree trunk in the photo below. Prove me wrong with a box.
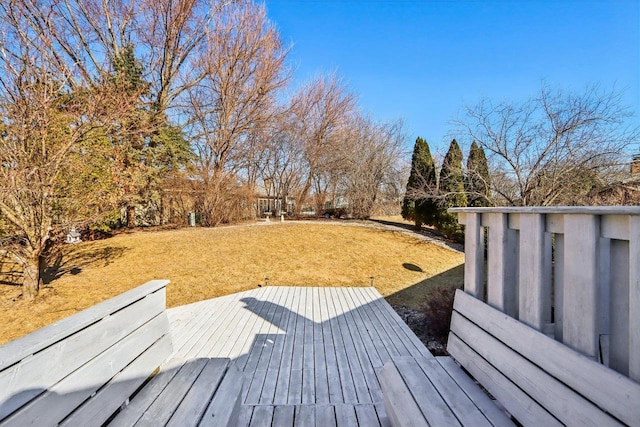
[126,204,136,228]
[294,174,314,216]
[159,194,165,226]
[22,256,40,300]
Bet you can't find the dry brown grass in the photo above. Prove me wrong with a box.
[0,222,464,345]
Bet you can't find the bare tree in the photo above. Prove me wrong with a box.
[256,113,306,215]
[0,4,136,298]
[182,1,289,225]
[290,73,357,214]
[338,116,405,219]
[453,83,639,206]
[10,0,225,227]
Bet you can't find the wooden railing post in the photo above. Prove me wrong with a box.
[610,239,629,375]
[629,216,640,382]
[518,214,550,331]
[463,213,485,299]
[486,213,518,317]
[450,206,640,380]
[554,233,565,342]
[561,214,601,358]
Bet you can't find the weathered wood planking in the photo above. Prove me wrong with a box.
[0,280,171,426]
[272,405,295,426]
[450,206,640,215]
[411,357,495,426]
[107,358,187,427]
[258,287,298,405]
[5,283,444,427]
[320,288,344,404]
[199,363,243,426]
[450,290,640,426]
[245,287,290,404]
[518,213,550,330]
[4,314,169,427]
[0,280,168,370]
[630,216,640,382]
[610,239,630,375]
[0,289,166,421]
[61,334,173,427]
[324,287,359,404]
[485,213,518,317]
[162,286,439,425]
[247,405,274,427]
[361,287,432,359]
[453,207,640,382]
[436,357,514,427]
[380,356,514,427]
[446,334,561,427]
[463,212,485,298]
[563,214,601,358]
[554,233,565,341]
[109,358,242,427]
[451,313,621,426]
[166,358,228,427]
[380,359,455,427]
[236,404,387,427]
[274,287,302,404]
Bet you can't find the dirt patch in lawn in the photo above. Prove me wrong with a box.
[0,221,464,346]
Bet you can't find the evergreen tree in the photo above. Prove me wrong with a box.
[437,139,467,240]
[402,137,438,228]
[109,44,193,228]
[465,141,492,207]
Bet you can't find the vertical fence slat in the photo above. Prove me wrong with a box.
[452,207,639,382]
[610,239,629,376]
[598,238,611,363]
[554,234,565,342]
[487,213,518,317]
[464,213,485,299]
[629,216,640,382]
[543,232,553,333]
[518,214,549,331]
[563,214,600,358]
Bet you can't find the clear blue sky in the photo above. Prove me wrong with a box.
[264,0,640,155]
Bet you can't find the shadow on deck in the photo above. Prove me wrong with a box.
[166,286,433,426]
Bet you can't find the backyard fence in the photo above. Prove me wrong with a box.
[450,207,640,383]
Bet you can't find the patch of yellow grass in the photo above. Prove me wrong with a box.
[0,222,464,345]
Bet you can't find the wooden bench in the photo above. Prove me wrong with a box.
[381,289,640,426]
[0,280,244,427]
[109,357,243,426]
[380,355,513,427]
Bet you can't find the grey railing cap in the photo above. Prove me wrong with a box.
[448,206,640,215]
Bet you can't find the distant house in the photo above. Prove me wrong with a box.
[588,155,640,205]
[255,184,294,216]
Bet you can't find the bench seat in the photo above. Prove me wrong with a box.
[380,289,640,426]
[109,358,243,426]
[447,289,640,426]
[380,356,513,427]
[0,281,244,427]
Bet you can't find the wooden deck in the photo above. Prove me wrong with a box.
[166,286,433,426]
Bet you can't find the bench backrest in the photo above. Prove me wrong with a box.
[0,280,173,426]
[448,289,640,426]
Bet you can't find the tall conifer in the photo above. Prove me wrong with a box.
[402,137,438,228]
[438,139,467,240]
[465,141,492,207]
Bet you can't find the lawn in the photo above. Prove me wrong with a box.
[0,221,464,345]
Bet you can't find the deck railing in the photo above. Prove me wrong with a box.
[450,206,640,383]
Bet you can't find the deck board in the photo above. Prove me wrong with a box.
[166,286,433,426]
